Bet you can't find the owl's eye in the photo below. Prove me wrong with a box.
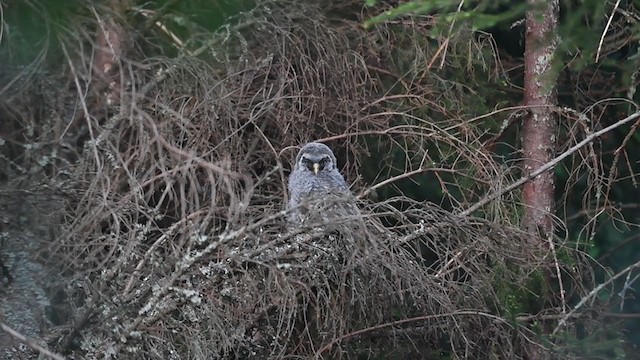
[319,157,331,168]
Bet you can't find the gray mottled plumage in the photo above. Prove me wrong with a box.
[287,142,355,224]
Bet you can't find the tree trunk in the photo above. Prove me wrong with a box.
[522,0,559,243]
[522,1,560,359]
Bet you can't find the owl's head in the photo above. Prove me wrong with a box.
[294,142,338,175]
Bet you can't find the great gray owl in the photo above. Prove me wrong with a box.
[287,142,356,224]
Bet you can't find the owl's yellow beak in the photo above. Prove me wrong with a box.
[313,163,320,175]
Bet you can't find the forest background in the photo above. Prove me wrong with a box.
[1,0,639,359]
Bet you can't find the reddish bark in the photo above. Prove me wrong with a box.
[522,0,559,240]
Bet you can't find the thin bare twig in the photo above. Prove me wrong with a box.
[462,111,640,216]
[595,0,622,63]
[554,258,640,333]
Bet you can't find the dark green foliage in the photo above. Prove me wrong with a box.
[363,0,528,31]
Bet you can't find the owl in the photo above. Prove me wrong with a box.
[286,142,356,224]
